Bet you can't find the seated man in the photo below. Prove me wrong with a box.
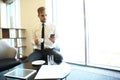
[25,6,63,64]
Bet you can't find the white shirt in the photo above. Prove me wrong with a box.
[32,23,56,50]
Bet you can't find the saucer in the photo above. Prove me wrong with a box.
[32,60,45,65]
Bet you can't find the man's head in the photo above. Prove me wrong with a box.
[37,6,47,23]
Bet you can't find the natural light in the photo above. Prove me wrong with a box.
[51,0,85,63]
[46,0,120,70]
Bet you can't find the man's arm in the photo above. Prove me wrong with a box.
[32,27,41,46]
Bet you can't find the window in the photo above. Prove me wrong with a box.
[0,0,21,55]
[47,0,120,70]
[86,0,120,70]
[46,0,85,64]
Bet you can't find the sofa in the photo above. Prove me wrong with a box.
[0,40,21,72]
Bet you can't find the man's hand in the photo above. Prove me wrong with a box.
[34,38,39,45]
[49,37,55,43]
[49,34,55,43]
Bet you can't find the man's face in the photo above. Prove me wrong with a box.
[38,11,47,23]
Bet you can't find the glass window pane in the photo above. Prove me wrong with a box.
[52,0,85,64]
[86,0,120,70]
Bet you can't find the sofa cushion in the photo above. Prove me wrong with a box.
[0,58,20,72]
[0,40,16,59]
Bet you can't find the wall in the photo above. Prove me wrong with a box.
[20,0,45,56]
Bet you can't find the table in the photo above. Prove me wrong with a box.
[34,62,71,80]
[4,62,71,80]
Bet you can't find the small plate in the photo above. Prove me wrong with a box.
[32,60,45,65]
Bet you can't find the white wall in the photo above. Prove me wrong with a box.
[20,0,45,56]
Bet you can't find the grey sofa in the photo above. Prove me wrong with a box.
[0,40,21,72]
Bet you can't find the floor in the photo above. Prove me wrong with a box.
[66,63,120,80]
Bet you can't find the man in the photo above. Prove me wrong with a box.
[26,6,63,64]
